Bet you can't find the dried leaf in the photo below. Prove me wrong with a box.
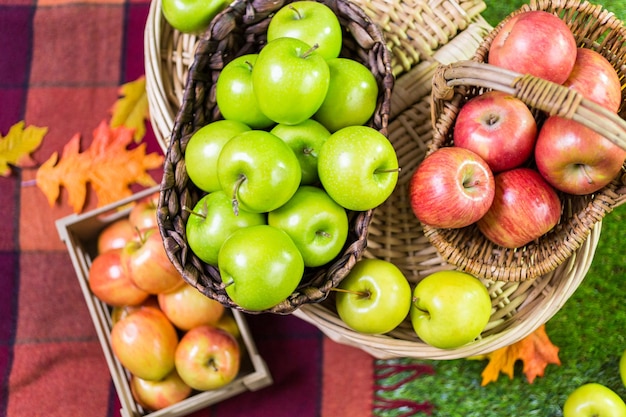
[0,121,48,176]
[36,120,163,213]
[481,324,561,386]
[110,76,150,143]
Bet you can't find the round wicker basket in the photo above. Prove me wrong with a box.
[156,0,394,314]
[424,0,626,282]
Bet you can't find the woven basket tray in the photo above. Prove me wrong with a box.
[157,0,394,314]
[144,0,487,150]
[293,14,605,359]
[425,0,626,282]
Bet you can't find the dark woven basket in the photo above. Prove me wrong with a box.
[426,0,626,282]
[157,0,394,314]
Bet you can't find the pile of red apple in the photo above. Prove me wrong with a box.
[410,10,626,249]
[182,1,398,312]
[88,193,242,412]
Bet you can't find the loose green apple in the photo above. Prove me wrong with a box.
[266,0,342,60]
[318,125,399,211]
[185,191,266,265]
[252,37,330,125]
[563,383,626,417]
[162,0,229,34]
[314,57,379,132]
[270,119,331,184]
[217,130,302,213]
[410,270,492,349]
[621,349,626,388]
[216,54,274,129]
[185,120,251,193]
[218,225,304,311]
[268,185,348,267]
[335,258,412,334]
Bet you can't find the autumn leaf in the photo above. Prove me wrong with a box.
[110,76,150,143]
[36,120,163,213]
[0,121,48,176]
[480,324,561,386]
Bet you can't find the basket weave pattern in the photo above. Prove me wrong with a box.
[426,0,626,282]
[157,0,393,314]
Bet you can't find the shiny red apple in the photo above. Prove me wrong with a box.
[563,47,622,112]
[158,282,225,331]
[97,218,138,254]
[130,369,193,412]
[88,248,149,307]
[488,10,577,84]
[122,228,184,295]
[453,91,537,173]
[477,167,562,248]
[409,147,495,229]
[128,192,159,232]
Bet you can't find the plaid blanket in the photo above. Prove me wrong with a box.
[0,1,375,415]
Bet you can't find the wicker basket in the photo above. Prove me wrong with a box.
[157,0,394,314]
[424,0,626,282]
[144,0,488,150]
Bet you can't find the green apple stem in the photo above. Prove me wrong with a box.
[412,297,430,318]
[231,175,246,216]
[330,287,370,299]
[375,167,401,174]
[301,43,320,59]
[289,4,303,19]
[579,164,595,184]
[182,205,206,219]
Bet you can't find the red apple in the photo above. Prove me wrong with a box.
[535,116,626,195]
[158,282,225,331]
[563,47,622,112]
[122,228,185,294]
[477,167,562,248]
[174,325,240,391]
[129,192,159,232]
[111,306,179,381]
[488,10,577,84]
[130,369,192,412]
[88,248,149,307]
[453,91,537,173]
[97,218,138,254]
[409,147,495,229]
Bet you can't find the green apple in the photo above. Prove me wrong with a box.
[314,57,379,132]
[215,54,274,129]
[318,125,399,211]
[621,349,626,388]
[185,120,251,193]
[217,130,301,213]
[218,224,304,311]
[252,37,330,125]
[266,0,342,61]
[268,185,348,267]
[563,383,626,417]
[410,270,492,349]
[162,0,229,34]
[335,258,411,334]
[270,119,331,184]
[185,191,266,265]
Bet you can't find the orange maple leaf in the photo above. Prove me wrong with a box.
[480,324,561,386]
[35,120,163,213]
[0,121,48,176]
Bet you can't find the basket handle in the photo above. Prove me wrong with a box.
[431,60,626,152]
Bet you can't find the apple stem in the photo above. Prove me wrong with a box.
[411,297,430,317]
[244,60,254,72]
[207,358,219,372]
[302,43,320,59]
[231,175,246,216]
[579,164,595,184]
[303,146,316,157]
[375,167,401,174]
[182,205,206,219]
[330,287,371,299]
[289,4,303,20]
[316,230,331,238]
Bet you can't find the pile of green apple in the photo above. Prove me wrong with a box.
[183,0,398,312]
[410,10,625,249]
[88,193,243,412]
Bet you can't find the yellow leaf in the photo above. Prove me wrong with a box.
[480,324,561,386]
[110,76,150,143]
[0,121,48,176]
[36,120,163,213]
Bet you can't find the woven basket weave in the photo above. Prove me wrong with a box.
[144,0,487,150]
[425,0,626,282]
[156,0,394,314]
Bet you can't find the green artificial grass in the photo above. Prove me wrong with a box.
[374,1,626,415]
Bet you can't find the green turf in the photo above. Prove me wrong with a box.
[374,1,626,415]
